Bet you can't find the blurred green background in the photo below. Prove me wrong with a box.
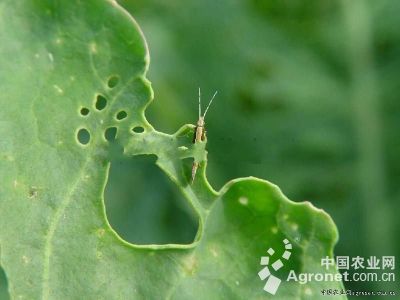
[1,0,399,298]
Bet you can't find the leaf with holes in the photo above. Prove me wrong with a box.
[0,0,346,299]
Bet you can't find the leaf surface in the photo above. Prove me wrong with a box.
[0,0,345,299]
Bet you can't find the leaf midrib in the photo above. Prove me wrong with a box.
[41,155,91,300]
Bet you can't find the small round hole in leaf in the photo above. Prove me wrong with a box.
[107,76,119,88]
[132,126,144,133]
[95,95,107,110]
[116,111,127,120]
[80,107,89,116]
[105,127,117,141]
[77,128,90,145]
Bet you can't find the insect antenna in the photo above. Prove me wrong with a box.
[203,90,218,118]
[198,87,202,119]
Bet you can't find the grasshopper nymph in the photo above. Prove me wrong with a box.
[191,88,218,183]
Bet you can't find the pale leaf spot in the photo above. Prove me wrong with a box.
[22,255,29,264]
[53,85,63,95]
[90,42,97,54]
[238,196,248,205]
[183,254,197,275]
[208,245,218,258]
[96,228,105,238]
[304,287,313,295]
